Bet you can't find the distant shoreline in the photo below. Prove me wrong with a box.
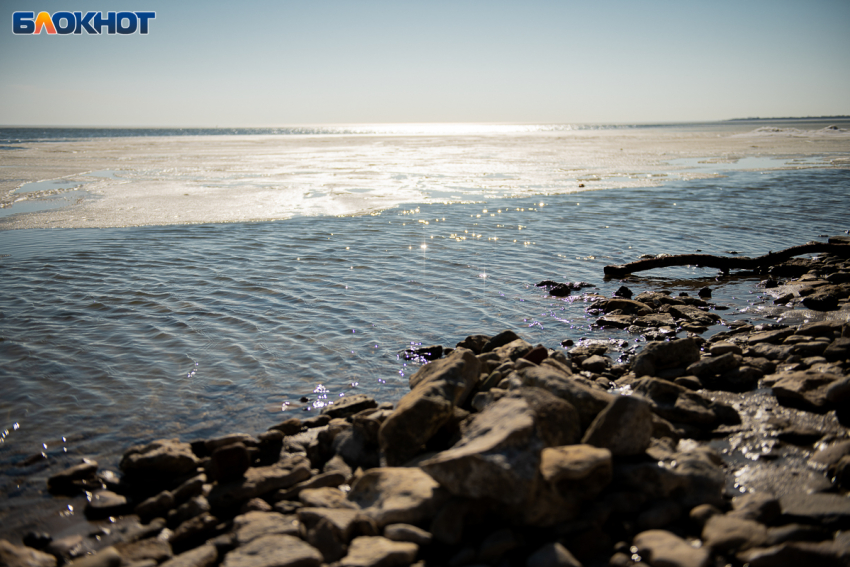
[728,115,850,121]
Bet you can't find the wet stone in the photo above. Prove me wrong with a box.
[221,535,322,567]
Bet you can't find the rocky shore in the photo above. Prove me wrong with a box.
[2,244,850,567]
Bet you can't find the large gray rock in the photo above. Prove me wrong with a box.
[631,377,734,427]
[338,536,417,567]
[419,396,542,506]
[581,395,653,456]
[0,540,57,567]
[539,444,612,500]
[633,530,710,567]
[221,535,322,567]
[631,338,701,377]
[347,468,446,528]
[120,439,200,478]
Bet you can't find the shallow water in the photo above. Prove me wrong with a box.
[0,128,849,535]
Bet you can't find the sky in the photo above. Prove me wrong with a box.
[1,0,849,127]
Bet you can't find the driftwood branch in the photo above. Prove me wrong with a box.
[604,242,850,278]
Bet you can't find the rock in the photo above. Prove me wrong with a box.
[780,492,850,528]
[208,458,312,511]
[667,305,720,326]
[521,345,549,365]
[205,434,258,453]
[633,530,710,567]
[47,459,99,493]
[631,377,731,427]
[347,467,446,528]
[173,474,206,504]
[115,538,173,564]
[514,387,582,447]
[419,396,542,506]
[710,366,763,393]
[383,524,432,546]
[380,348,480,465]
[21,534,51,551]
[581,395,653,456]
[121,439,200,479]
[135,490,175,521]
[790,341,830,356]
[595,298,653,316]
[617,447,725,511]
[748,328,795,345]
[159,545,217,567]
[824,338,850,361]
[456,334,490,354]
[596,314,635,329]
[803,292,839,311]
[168,495,211,527]
[338,536,417,567]
[526,542,583,567]
[300,487,354,509]
[275,471,347,501]
[637,500,682,530]
[702,514,768,553]
[581,354,611,373]
[771,371,845,412]
[492,338,534,361]
[766,524,832,546]
[737,541,844,567]
[481,330,522,353]
[169,514,220,551]
[614,286,633,299]
[269,418,303,436]
[631,338,701,377]
[403,345,443,362]
[242,498,273,513]
[698,287,712,298]
[0,540,57,567]
[539,444,612,499]
[209,443,251,483]
[85,490,130,519]
[221,535,322,567]
[65,547,121,567]
[519,365,614,428]
[233,511,300,544]
[322,394,378,419]
[478,528,520,563]
[730,493,781,524]
[689,504,722,527]
[749,342,794,360]
[686,353,743,378]
[708,342,742,356]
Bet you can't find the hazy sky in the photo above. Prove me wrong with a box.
[1,0,848,126]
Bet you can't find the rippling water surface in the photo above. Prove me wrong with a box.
[0,149,848,534]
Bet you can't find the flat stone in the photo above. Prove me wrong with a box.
[209,443,251,483]
[737,541,844,567]
[581,395,653,456]
[596,314,635,329]
[338,536,417,567]
[121,439,200,478]
[595,298,654,316]
[771,371,844,412]
[275,471,347,501]
[208,459,312,510]
[66,548,121,567]
[668,305,720,326]
[221,535,321,567]
[633,530,710,567]
[47,460,99,492]
[347,467,446,528]
[539,444,612,499]
[702,515,768,553]
[321,394,378,419]
[709,342,743,356]
[383,524,432,546]
[481,330,522,353]
[205,434,258,452]
[748,328,795,345]
[780,492,850,528]
[233,511,300,544]
[114,538,173,564]
[135,490,175,521]
[299,487,355,509]
[85,490,129,519]
[0,539,57,567]
[633,313,677,328]
[159,545,217,567]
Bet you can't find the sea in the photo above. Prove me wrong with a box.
[0,120,849,535]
